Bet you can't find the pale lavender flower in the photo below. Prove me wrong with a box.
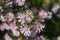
[39,10,52,19]
[33,22,45,33]
[6,12,14,22]
[17,12,26,24]
[4,33,12,40]
[2,23,10,30]
[9,23,18,31]
[0,25,5,31]
[52,3,60,13]
[39,10,48,19]
[20,25,31,36]
[5,0,12,8]
[12,30,20,37]
[16,0,25,6]
[25,10,34,22]
[1,15,7,22]
[46,11,52,19]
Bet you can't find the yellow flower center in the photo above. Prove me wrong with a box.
[36,24,41,29]
[24,28,28,32]
[18,0,22,2]
[14,31,18,35]
[2,17,5,20]
[26,13,30,18]
[7,16,11,19]
[41,13,45,16]
[11,24,15,29]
